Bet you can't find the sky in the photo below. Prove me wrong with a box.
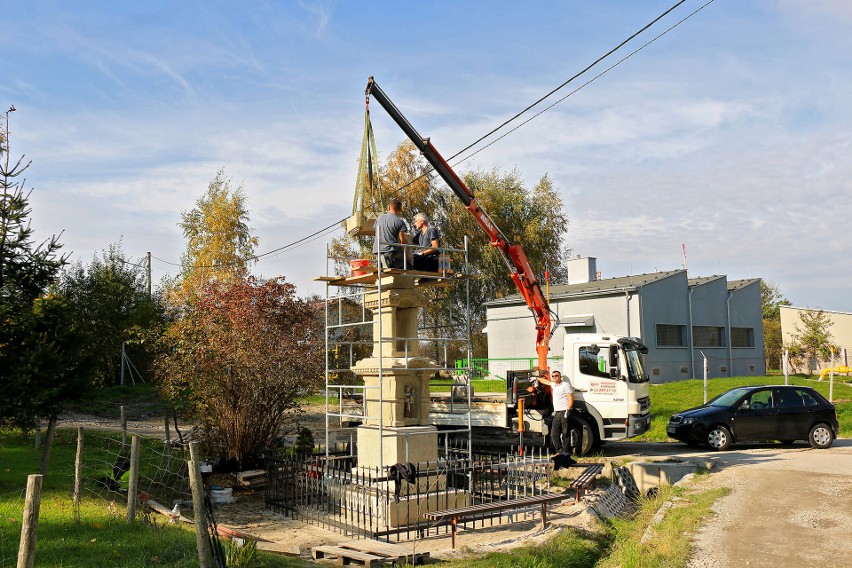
[3,0,851,311]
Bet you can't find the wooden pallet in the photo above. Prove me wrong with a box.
[312,540,429,566]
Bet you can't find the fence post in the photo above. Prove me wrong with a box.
[73,428,84,523]
[164,411,171,444]
[33,428,40,450]
[188,442,213,568]
[16,474,43,568]
[39,417,57,476]
[783,349,789,385]
[120,405,127,449]
[126,435,141,523]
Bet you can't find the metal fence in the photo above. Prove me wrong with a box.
[455,357,565,381]
[265,439,552,541]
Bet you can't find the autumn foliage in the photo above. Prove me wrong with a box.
[156,276,323,460]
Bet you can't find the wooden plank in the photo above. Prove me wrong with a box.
[336,539,425,562]
[337,540,408,555]
[255,541,300,556]
[312,545,385,566]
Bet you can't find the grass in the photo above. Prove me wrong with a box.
[639,374,852,442]
[597,481,730,568]
[447,526,607,568]
[445,477,729,568]
[0,429,308,568]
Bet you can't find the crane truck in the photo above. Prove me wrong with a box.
[365,77,651,454]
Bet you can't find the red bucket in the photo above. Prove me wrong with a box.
[350,259,370,277]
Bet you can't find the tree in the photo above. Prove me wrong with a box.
[334,141,570,359]
[176,169,258,295]
[763,318,783,371]
[156,173,322,460]
[791,309,837,373]
[1,108,91,429]
[156,277,323,460]
[760,280,790,370]
[430,168,569,357]
[761,281,791,320]
[60,242,164,387]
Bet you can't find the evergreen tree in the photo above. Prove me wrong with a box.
[0,108,90,428]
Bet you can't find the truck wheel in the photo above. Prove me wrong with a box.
[569,416,595,456]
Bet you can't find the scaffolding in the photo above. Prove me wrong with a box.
[320,235,474,468]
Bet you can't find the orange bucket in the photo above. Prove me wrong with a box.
[350,259,370,276]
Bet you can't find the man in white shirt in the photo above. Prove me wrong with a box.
[538,369,574,454]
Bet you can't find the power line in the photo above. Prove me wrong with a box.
[450,0,689,162]
[151,0,711,269]
[454,0,717,166]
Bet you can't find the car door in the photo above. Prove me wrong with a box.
[731,388,776,441]
[774,388,814,440]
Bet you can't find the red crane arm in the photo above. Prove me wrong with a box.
[365,77,552,372]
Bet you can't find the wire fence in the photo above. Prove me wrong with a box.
[72,429,193,516]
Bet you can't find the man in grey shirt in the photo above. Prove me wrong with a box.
[373,198,408,269]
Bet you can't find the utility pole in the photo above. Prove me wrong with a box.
[146,252,152,297]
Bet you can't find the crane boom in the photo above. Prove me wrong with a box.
[365,76,552,372]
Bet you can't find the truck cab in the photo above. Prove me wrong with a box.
[563,334,651,450]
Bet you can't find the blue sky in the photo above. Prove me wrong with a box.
[3,0,851,311]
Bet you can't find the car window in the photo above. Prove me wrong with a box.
[743,389,774,410]
[710,388,750,407]
[796,389,819,407]
[777,389,805,408]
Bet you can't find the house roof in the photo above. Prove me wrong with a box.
[727,278,761,292]
[485,269,684,307]
[688,275,725,288]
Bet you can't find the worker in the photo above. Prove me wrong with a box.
[373,198,408,269]
[412,213,440,272]
[537,369,574,454]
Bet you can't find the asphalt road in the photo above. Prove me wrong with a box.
[600,438,852,567]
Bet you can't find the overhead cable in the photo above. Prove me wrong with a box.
[151,0,710,269]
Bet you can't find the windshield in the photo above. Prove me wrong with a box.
[624,348,649,383]
[708,388,750,407]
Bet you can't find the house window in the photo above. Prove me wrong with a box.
[693,326,725,347]
[656,324,686,347]
[731,327,754,348]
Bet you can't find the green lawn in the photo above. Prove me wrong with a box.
[0,429,308,568]
[640,374,852,442]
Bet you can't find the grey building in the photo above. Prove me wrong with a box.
[484,258,765,383]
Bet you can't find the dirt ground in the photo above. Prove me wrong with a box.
[210,487,600,560]
[57,407,852,563]
[685,440,852,568]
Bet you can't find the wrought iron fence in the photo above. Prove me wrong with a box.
[265,439,552,541]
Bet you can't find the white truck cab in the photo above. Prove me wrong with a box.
[561,334,651,453]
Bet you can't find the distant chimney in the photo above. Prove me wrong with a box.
[568,256,597,284]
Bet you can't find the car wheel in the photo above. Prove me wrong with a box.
[808,423,834,449]
[706,425,732,451]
